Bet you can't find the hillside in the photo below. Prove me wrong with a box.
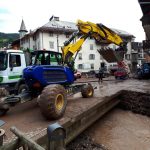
[0,32,19,48]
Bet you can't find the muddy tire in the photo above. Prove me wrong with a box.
[81,83,94,98]
[18,84,28,94]
[38,84,67,120]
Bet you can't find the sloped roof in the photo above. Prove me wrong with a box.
[41,20,134,37]
[19,19,28,32]
[42,20,76,30]
[39,20,77,33]
[111,28,134,38]
[24,19,134,39]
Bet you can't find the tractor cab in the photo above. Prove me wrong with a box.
[23,50,75,93]
[31,50,63,66]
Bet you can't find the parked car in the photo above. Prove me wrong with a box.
[74,70,82,79]
[114,68,129,79]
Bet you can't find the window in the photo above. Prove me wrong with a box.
[89,36,93,40]
[49,32,53,37]
[0,52,7,71]
[38,42,40,50]
[125,54,130,60]
[35,52,62,65]
[113,45,116,50]
[66,34,70,38]
[91,64,94,69]
[78,64,83,69]
[49,41,54,49]
[33,45,35,50]
[9,55,21,67]
[89,54,95,60]
[33,36,36,41]
[78,53,82,60]
[138,54,142,58]
[90,44,94,50]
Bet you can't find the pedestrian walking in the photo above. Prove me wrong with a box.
[98,68,103,83]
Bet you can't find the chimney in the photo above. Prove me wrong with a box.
[54,16,59,21]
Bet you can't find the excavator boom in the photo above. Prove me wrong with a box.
[77,20,124,46]
[61,19,127,71]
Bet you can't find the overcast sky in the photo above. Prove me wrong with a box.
[0,0,145,42]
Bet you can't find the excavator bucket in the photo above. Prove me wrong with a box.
[97,48,125,63]
[98,48,130,74]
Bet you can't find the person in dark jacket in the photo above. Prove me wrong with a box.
[98,68,104,83]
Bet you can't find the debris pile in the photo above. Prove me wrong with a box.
[118,91,150,116]
[67,133,108,150]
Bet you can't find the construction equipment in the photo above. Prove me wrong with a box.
[137,62,150,79]
[97,46,130,79]
[62,20,126,68]
[0,20,127,119]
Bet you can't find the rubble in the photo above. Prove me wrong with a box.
[67,133,108,150]
[118,90,150,116]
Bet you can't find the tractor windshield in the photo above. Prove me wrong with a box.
[0,52,7,71]
[34,51,63,66]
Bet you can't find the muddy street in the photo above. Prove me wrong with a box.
[1,77,150,149]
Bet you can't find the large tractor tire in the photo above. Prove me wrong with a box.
[0,88,9,116]
[81,83,94,98]
[37,84,67,120]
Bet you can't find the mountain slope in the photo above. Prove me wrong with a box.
[0,32,19,47]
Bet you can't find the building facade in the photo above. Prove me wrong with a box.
[138,0,150,62]
[19,17,134,72]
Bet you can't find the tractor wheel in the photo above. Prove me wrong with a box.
[18,84,28,94]
[81,83,94,98]
[37,84,67,120]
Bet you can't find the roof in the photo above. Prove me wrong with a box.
[19,19,28,32]
[111,28,135,38]
[1,49,23,53]
[24,19,134,39]
[42,20,76,30]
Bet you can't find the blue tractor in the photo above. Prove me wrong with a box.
[0,50,94,119]
[137,62,150,79]
[23,50,94,119]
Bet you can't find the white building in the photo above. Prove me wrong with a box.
[19,16,135,72]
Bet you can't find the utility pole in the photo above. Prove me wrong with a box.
[57,33,59,52]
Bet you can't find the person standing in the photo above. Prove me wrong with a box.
[98,68,103,83]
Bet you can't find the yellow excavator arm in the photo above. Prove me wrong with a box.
[61,19,126,68]
[77,20,123,46]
